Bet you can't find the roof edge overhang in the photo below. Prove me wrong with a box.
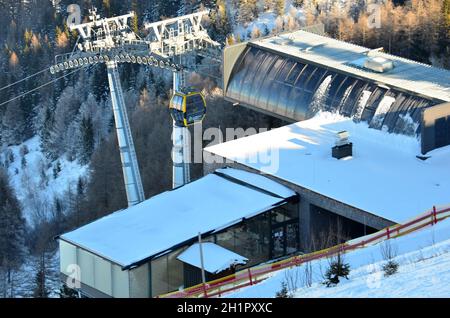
[246,41,445,105]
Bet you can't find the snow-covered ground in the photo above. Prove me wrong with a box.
[228,215,450,298]
[1,136,88,225]
[11,251,61,298]
[1,137,88,298]
[233,4,305,41]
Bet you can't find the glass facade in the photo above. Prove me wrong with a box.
[226,45,436,136]
[150,202,300,295]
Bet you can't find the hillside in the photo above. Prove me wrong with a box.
[228,213,450,298]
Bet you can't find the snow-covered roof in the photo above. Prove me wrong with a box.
[205,112,450,224]
[251,30,450,102]
[60,168,295,267]
[177,243,248,274]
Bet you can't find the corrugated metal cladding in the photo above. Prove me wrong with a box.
[225,44,438,136]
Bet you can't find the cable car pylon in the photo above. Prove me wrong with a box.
[50,7,221,206]
[107,60,145,205]
[172,70,191,188]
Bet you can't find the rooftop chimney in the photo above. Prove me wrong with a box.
[332,131,353,159]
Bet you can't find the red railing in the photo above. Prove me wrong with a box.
[157,204,450,298]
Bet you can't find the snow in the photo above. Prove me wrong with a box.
[228,214,450,298]
[216,167,296,198]
[177,243,248,274]
[205,112,450,223]
[370,95,396,129]
[354,90,372,120]
[60,168,295,267]
[1,136,88,225]
[234,11,277,39]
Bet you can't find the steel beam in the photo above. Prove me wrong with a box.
[106,61,145,206]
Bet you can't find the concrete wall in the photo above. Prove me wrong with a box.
[421,102,450,154]
[129,263,150,298]
[59,240,130,298]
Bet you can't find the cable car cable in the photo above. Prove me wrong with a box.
[0,66,90,107]
[0,67,50,92]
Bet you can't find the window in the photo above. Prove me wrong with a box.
[171,95,183,111]
[285,63,304,85]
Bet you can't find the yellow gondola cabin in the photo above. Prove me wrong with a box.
[169,89,206,127]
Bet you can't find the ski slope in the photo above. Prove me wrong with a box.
[2,136,88,225]
[228,216,450,298]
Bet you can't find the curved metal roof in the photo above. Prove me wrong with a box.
[224,31,450,136]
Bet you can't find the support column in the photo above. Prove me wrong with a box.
[299,198,312,253]
[106,61,145,206]
[172,71,191,189]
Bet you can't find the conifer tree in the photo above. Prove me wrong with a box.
[0,168,26,297]
[79,116,95,165]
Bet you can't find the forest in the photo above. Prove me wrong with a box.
[0,0,449,297]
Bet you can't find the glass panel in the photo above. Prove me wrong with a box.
[361,87,387,122]
[266,58,290,113]
[171,95,183,111]
[239,50,270,104]
[248,53,278,107]
[352,82,377,121]
[325,74,347,110]
[271,226,285,259]
[271,204,297,224]
[285,65,319,119]
[278,82,294,118]
[171,109,185,127]
[287,86,306,120]
[215,229,235,252]
[275,62,305,118]
[167,250,185,292]
[286,223,299,255]
[267,80,283,114]
[185,94,205,117]
[332,78,357,113]
[304,68,328,93]
[308,73,334,116]
[243,213,270,266]
[285,62,305,85]
[295,64,315,88]
[340,80,367,117]
[215,212,271,268]
[255,57,284,111]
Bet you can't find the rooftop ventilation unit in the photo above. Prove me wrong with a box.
[364,56,394,73]
[332,131,352,159]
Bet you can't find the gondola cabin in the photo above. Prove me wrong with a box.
[170,89,206,127]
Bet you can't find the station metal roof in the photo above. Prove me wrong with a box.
[251,30,450,102]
